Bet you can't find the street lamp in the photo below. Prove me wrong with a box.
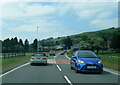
[37,27,39,53]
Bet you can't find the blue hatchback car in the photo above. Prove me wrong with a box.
[70,50,103,73]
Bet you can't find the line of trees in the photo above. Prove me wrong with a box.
[2,37,38,53]
[2,28,120,53]
[73,30,120,53]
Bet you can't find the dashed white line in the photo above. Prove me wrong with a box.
[0,62,30,78]
[64,76,73,85]
[56,65,62,72]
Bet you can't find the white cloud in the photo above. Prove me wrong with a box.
[90,18,118,29]
[2,3,56,19]
[56,2,117,20]
[1,2,118,42]
[4,18,63,32]
[96,11,113,19]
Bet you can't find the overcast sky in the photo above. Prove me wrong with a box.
[1,0,118,43]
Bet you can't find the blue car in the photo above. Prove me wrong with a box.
[70,50,103,73]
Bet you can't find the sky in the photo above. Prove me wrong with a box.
[0,0,118,43]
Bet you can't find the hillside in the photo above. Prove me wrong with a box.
[51,27,120,44]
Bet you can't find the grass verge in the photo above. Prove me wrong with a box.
[99,54,120,71]
[1,56,31,73]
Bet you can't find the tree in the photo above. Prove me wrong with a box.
[13,37,18,46]
[19,39,24,47]
[91,38,107,53]
[79,41,92,50]
[14,45,24,52]
[24,39,29,52]
[2,38,11,53]
[80,35,88,41]
[63,36,73,49]
[18,39,24,52]
[55,41,60,45]
[111,33,120,49]
[32,39,38,51]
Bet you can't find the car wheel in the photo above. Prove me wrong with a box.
[30,63,33,65]
[45,63,47,65]
[75,68,79,73]
[71,66,74,70]
[98,71,102,74]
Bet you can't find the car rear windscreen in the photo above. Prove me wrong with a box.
[78,52,97,58]
[33,53,46,57]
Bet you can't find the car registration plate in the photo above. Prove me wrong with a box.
[87,66,97,69]
[36,58,41,59]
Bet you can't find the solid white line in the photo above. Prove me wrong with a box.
[56,65,62,72]
[65,54,70,60]
[64,76,73,85]
[103,68,120,76]
[0,62,30,78]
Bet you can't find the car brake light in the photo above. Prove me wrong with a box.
[31,58,34,60]
[42,58,46,60]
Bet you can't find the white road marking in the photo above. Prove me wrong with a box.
[56,65,62,72]
[65,54,70,60]
[103,68,120,76]
[64,76,73,85]
[0,62,30,78]
[48,59,56,64]
[54,59,56,64]
[54,56,57,58]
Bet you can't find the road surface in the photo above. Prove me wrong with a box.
[2,54,120,85]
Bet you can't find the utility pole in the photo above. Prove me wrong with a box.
[37,27,39,53]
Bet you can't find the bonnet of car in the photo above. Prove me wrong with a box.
[78,58,100,63]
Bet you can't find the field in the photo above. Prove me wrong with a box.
[1,55,31,73]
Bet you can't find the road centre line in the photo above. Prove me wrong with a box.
[56,65,62,72]
[65,53,120,75]
[64,76,73,85]
[0,62,30,78]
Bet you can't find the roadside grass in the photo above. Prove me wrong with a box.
[101,57,120,71]
[1,51,62,73]
[99,53,120,57]
[99,54,120,71]
[67,50,74,58]
[2,56,31,73]
[67,50,120,71]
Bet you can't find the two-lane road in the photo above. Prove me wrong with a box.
[2,54,119,85]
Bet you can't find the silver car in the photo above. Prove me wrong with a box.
[30,53,47,65]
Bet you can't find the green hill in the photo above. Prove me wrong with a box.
[51,27,120,44]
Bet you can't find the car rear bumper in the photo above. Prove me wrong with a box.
[30,60,47,64]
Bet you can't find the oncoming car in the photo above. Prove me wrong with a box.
[30,53,47,65]
[59,51,65,55]
[70,50,103,73]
